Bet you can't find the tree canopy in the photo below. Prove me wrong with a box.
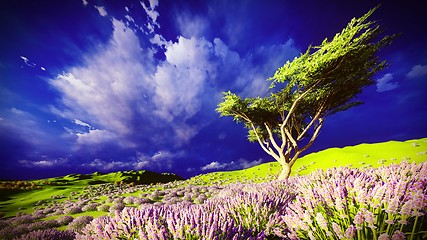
[216,7,397,180]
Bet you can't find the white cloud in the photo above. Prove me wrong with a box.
[86,159,128,171]
[50,15,298,149]
[95,5,108,17]
[201,161,228,171]
[406,65,427,79]
[176,14,208,38]
[19,158,68,168]
[376,73,399,92]
[201,158,263,171]
[76,129,118,145]
[148,0,159,10]
[213,38,240,65]
[47,6,300,169]
[141,0,160,32]
[150,33,170,48]
[74,119,92,128]
[82,0,88,6]
[41,67,46,71]
[153,36,214,123]
[20,55,36,67]
[134,150,184,170]
[238,158,263,169]
[84,151,177,171]
[20,56,29,63]
[50,19,155,140]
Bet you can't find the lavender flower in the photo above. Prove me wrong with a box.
[281,162,427,239]
[344,225,356,239]
[77,206,264,240]
[67,216,93,233]
[331,222,343,238]
[63,206,82,214]
[57,216,74,226]
[391,230,405,240]
[378,233,390,240]
[13,229,75,240]
[315,212,328,230]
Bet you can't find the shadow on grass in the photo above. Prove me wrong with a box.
[0,189,30,201]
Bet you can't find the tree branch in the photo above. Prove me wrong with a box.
[297,102,326,141]
[250,122,280,161]
[282,78,323,127]
[299,118,324,154]
[264,122,281,154]
[284,128,298,153]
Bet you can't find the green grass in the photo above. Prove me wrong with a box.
[0,170,182,217]
[1,137,426,219]
[187,137,427,185]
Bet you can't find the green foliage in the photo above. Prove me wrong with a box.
[216,6,397,178]
[269,6,396,113]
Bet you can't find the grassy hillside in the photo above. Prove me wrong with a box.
[187,137,427,185]
[1,138,426,218]
[0,138,426,239]
[0,170,182,218]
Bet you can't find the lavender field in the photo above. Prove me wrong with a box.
[0,160,426,239]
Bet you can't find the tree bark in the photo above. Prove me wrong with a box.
[278,162,291,180]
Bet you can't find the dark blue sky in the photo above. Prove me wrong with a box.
[1,0,426,180]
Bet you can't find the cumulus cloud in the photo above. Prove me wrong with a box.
[47,5,299,170]
[81,149,183,172]
[76,129,118,145]
[150,33,170,48]
[406,64,427,79]
[95,5,108,17]
[134,150,185,170]
[19,157,68,168]
[50,19,155,140]
[74,119,92,129]
[86,159,127,171]
[201,158,263,171]
[376,73,399,92]
[201,161,228,171]
[153,36,214,123]
[141,0,160,32]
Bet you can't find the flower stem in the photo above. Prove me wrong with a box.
[410,216,418,240]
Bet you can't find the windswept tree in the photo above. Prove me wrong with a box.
[217,7,397,180]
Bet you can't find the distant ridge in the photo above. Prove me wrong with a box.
[0,170,183,185]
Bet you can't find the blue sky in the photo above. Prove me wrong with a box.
[0,0,426,180]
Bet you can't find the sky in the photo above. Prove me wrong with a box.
[0,0,426,180]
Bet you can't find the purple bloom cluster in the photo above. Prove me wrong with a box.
[77,206,265,239]
[13,229,75,240]
[0,216,61,239]
[282,161,427,239]
[206,181,294,237]
[67,216,94,233]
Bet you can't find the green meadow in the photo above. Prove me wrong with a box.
[0,170,182,218]
[188,137,427,185]
[1,137,426,220]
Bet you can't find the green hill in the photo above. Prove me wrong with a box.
[1,137,426,218]
[187,137,427,185]
[0,170,182,217]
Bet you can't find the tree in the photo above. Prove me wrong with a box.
[216,7,397,180]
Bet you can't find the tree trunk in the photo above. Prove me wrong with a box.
[278,163,291,180]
